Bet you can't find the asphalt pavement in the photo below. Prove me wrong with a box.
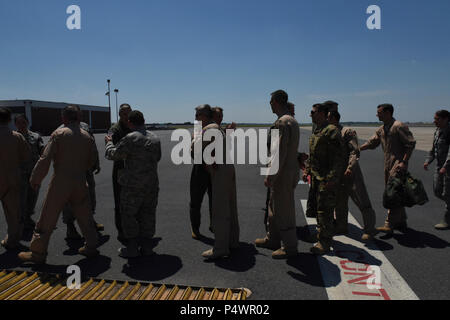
[0,128,449,300]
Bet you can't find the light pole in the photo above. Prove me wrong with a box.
[114,89,119,123]
[106,79,111,126]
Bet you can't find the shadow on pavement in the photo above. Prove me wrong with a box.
[392,227,450,249]
[296,225,317,243]
[332,240,382,266]
[345,223,394,252]
[208,242,257,272]
[286,253,341,288]
[0,250,25,269]
[63,234,110,256]
[122,254,183,282]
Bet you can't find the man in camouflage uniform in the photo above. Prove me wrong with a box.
[328,111,377,241]
[255,90,300,259]
[0,108,30,250]
[14,114,45,231]
[105,110,161,258]
[19,106,99,264]
[424,109,450,230]
[57,106,103,240]
[361,104,416,234]
[108,104,132,243]
[305,103,345,254]
[305,100,339,218]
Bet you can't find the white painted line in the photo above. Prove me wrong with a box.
[300,199,419,300]
[298,180,307,185]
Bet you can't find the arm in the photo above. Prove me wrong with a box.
[30,132,58,187]
[105,136,131,161]
[360,129,381,151]
[325,127,346,185]
[266,120,289,186]
[424,131,436,170]
[37,134,45,156]
[18,134,31,165]
[397,124,416,163]
[346,129,360,172]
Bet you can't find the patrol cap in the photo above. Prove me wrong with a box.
[323,100,338,112]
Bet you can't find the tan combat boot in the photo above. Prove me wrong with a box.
[272,247,298,260]
[191,228,202,240]
[435,220,450,230]
[310,242,331,255]
[376,222,393,234]
[254,238,280,250]
[201,248,229,260]
[18,251,47,264]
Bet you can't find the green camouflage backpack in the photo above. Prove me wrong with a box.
[383,172,428,209]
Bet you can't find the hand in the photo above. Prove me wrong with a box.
[302,174,308,183]
[344,169,352,177]
[94,167,101,175]
[105,135,112,144]
[440,167,447,175]
[424,162,429,171]
[398,161,407,171]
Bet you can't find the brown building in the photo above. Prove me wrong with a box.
[0,100,110,135]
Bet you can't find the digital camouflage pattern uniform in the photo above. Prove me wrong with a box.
[19,130,45,227]
[334,125,377,235]
[59,122,99,225]
[364,119,416,228]
[105,127,161,248]
[306,122,345,249]
[108,121,132,237]
[425,124,450,226]
[0,124,30,248]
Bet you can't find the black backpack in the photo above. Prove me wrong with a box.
[383,172,429,209]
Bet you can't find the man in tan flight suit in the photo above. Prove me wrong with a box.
[18,106,99,264]
[328,111,377,241]
[255,90,300,259]
[192,105,239,260]
[0,108,30,250]
[360,104,416,234]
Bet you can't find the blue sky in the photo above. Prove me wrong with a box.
[1,0,449,124]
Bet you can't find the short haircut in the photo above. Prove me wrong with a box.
[128,110,145,126]
[271,90,288,106]
[62,106,80,122]
[328,110,341,122]
[0,107,12,124]
[195,104,212,119]
[313,103,328,115]
[323,100,339,112]
[120,104,132,112]
[212,107,223,115]
[15,113,29,123]
[378,103,394,116]
[436,110,450,119]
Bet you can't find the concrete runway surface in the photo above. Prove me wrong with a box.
[1,127,449,300]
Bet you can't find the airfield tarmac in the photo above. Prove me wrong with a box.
[1,126,449,300]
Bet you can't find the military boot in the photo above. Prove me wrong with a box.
[118,238,140,258]
[66,223,82,240]
[78,246,100,258]
[376,222,393,234]
[18,251,47,264]
[202,248,229,260]
[254,237,280,250]
[191,227,202,240]
[310,242,331,255]
[272,247,298,260]
[140,238,155,256]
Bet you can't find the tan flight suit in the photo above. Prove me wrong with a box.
[0,125,30,246]
[28,123,99,256]
[265,113,300,254]
[364,119,416,227]
[335,126,376,235]
[201,123,240,256]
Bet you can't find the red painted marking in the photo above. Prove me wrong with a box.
[346,273,373,285]
[378,289,391,300]
[352,291,382,297]
[340,261,371,272]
